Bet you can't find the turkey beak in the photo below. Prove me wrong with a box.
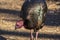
[15,25,20,30]
[15,25,18,30]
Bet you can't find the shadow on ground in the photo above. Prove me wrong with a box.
[45,9,60,26]
[0,30,60,39]
[0,36,6,40]
[0,8,20,16]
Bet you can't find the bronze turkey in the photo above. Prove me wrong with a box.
[15,0,47,40]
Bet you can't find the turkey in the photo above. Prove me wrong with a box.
[15,0,47,40]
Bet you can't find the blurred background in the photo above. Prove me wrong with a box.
[0,0,60,40]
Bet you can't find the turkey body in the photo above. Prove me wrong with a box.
[15,0,47,40]
[21,0,47,31]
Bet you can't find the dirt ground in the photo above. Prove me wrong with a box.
[0,0,60,40]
